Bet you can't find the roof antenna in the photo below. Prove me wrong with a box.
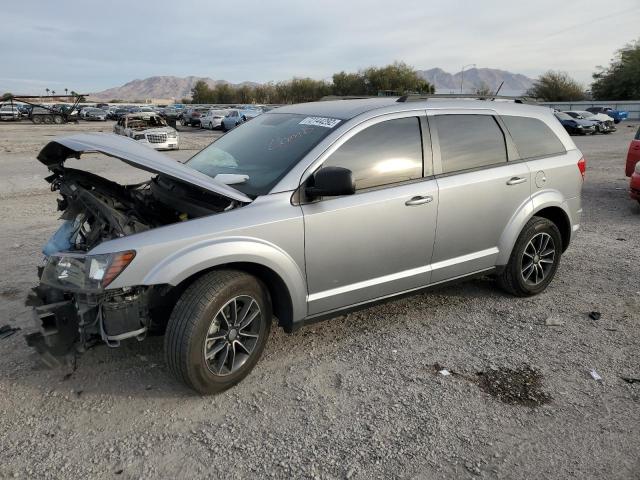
[491,81,504,101]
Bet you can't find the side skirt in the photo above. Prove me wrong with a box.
[288,267,496,332]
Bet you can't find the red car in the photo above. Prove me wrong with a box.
[626,126,640,176]
[627,126,640,204]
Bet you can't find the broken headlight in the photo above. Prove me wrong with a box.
[41,251,136,291]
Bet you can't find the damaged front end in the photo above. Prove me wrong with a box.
[26,133,252,365]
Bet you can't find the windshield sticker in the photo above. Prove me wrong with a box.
[299,116,341,128]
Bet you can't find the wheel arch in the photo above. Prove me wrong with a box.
[137,238,307,332]
[170,262,296,332]
[497,194,573,265]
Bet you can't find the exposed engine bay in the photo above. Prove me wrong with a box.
[45,167,237,252]
[26,133,250,365]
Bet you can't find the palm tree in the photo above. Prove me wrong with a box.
[64,88,68,96]
[45,88,50,96]
[51,90,56,96]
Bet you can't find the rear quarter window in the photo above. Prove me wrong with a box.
[502,116,566,159]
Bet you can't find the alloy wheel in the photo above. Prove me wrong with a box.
[521,232,555,286]
[203,295,262,376]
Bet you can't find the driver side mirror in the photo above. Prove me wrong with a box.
[305,167,355,200]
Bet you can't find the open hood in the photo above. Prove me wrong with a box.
[37,133,252,203]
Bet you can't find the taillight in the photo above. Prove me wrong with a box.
[577,157,586,180]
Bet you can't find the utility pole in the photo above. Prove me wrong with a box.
[460,64,476,93]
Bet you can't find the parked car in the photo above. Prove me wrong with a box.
[630,161,640,205]
[26,97,585,394]
[96,103,110,110]
[200,109,229,130]
[554,112,596,135]
[626,125,640,177]
[113,113,179,150]
[0,104,21,121]
[82,108,107,121]
[181,107,208,127]
[563,111,615,134]
[221,109,244,131]
[112,108,130,120]
[238,105,264,122]
[585,106,628,124]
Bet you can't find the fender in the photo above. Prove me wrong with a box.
[496,189,572,265]
[142,236,308,321]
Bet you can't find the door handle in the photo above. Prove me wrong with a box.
[506,177,527,186]
[405,195,433,206]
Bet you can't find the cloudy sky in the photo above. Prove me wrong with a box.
[1,0,638,94]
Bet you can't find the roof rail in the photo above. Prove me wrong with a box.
[396,94,539,104]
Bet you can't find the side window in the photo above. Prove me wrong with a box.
[502,115,566,159]
[434,115,507,174]
[323,117,423,190]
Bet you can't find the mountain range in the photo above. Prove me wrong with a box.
[89,76,258,101]
[89,68,535,101]
[417,68,534,95]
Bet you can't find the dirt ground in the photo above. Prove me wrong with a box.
[0,119,638,479]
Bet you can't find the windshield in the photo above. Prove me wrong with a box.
[128,115,167,129]
[577,111,594,117]
[186,113,341,197]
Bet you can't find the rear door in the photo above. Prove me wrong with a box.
[429,112,531,282]
[302,113,439,315]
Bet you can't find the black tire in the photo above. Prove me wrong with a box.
[53,115,63,124]
[164,270,272,394]
[32,116,43,124]
[221,123,228,132]
[498,216,562,296]
[43,115,53,124]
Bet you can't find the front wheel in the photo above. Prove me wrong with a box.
[164,270,272,394]
[497,216,562,296]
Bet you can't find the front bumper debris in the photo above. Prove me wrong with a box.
[25,283,151,366]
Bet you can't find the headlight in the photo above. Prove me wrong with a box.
[133,134,145,140]
[167,131,177,138]
[41,251,136,291]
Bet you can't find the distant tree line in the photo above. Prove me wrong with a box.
[189,62,435,104]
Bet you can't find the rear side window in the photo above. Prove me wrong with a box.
[502,116,565,159]
[434,115,507,174]
[323,117,423,190]
[635,127,640,140]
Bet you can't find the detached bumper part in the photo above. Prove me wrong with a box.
[25,299,80,367]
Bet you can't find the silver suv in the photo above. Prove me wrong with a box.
[27,97,585,393]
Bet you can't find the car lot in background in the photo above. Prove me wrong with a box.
[81,107,107,121]
[200,108,229,130]
[181,107,209,127]
[586,106,628,124]
[554,111,597,135]
[564,110,615,134]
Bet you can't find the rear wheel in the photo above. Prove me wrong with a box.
[43,115,53,124]
[32,115,43,124]
[53,115,63,124]
[164,270,271,394]
[498,216,562,296]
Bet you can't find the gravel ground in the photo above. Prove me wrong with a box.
[0,120,638,480]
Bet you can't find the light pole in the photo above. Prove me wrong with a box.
[460,64,476,93]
